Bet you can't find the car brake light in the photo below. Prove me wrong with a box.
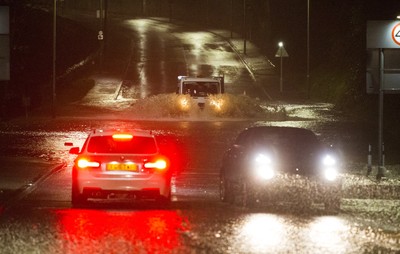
[112,133,133,141]
[144,159,168,171]
[77,159,100,169]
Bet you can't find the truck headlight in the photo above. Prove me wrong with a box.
[179,97,190,111]
[254,154,275,180]
[209,98,224,112]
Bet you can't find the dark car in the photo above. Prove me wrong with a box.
[220,126,342,212]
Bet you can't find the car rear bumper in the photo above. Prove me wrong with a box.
[76,172,171,199]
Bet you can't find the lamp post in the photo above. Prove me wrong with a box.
[243,0,247,55]
[230,0,233,38]
[307,0,310,99]
[279,42,283,93]
[52,0,57,118]
[275,41,289,93]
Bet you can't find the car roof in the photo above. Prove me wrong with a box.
[181,77,219,82]
[236,126,319,145]
[88,129,154,138]
[238,126,318,140]
[244,126,315,134]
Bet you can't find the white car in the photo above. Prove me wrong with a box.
[68,129,173,206]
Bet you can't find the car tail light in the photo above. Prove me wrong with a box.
[144,158,168,171]
[112,133,133,141]
[77,158,100,169]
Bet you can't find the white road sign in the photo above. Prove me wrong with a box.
[392,23,400,46]
[275,47,289,57]
[367,20,400,48]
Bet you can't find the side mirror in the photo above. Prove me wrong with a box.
[69,147,80,155]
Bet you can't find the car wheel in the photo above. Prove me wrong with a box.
[157,190,171,208]
[242,181,257,208]
[71,181,87,207]
[220,172,233,203]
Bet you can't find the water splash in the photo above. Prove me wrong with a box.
[126,93,286,120]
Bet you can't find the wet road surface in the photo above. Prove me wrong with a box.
[0,10,399,253]
[0,117,399,253]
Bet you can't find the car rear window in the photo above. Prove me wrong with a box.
[87,136,157,154]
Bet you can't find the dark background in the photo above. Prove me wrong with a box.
[1,0,400,120]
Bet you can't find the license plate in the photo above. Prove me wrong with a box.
[106,163,138,171]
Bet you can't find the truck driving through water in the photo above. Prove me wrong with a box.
[176,76,225,109]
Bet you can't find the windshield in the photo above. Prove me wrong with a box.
[86,136,157,154]
[257,131,319,153]
[182,82,219,96]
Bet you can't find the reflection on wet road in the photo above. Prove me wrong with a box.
[1,199,397,253]
[0,114,399,253]
[56,209,190,253]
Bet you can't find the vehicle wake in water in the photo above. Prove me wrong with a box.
[124,93,286,120]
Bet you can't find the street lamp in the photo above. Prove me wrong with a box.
[307,0,310,99]
[279,42,283,93]
[275,42,288,93]
[275,41,288,93]
[52,0,57,118]
[243,0,247,55]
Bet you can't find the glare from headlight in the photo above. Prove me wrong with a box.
[324,168,338,181]
[210,98,224,112]
[255,154,271,164]
[179,97,190,111]
[321,154,339,181]
[256,167,275,180]
[322,155,336,166]
[254,154,275,180]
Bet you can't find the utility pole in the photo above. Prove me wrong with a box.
[230,0,233,39]
[307,0,310,99]
[275,42,289,93]
[52,0,57,118]
[377,48,385,180]
[243,0,247,55]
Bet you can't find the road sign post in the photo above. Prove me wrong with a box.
[367,20,400,180]
[275,42,289,93]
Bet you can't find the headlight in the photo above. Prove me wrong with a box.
[209,98,224,112]
[254,154,275,180]
[323,168,339,181]
[179,97,190,111]
[321,154,339,181]
[322,155,336,166]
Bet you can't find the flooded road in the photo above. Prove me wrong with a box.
[0,112,399,253]
[0,11,399,253]
[1,200,398,253]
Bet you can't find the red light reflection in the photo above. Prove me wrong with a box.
[55,209,190,253]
